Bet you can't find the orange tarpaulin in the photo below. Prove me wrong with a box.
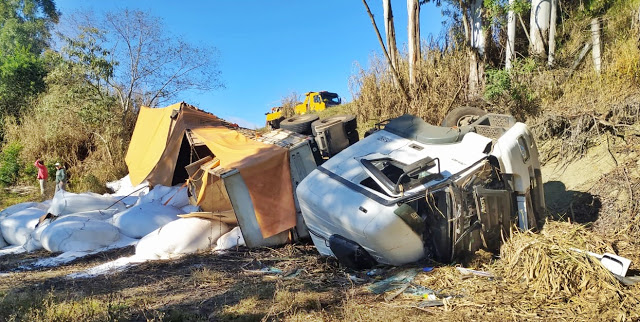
[125,103,296,238]
[191,127,296,238]
[125,103,181,186]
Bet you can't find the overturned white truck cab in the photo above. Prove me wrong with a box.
[296,114,545,268]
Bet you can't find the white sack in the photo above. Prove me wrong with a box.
[107,175,149,197]
[0,207,46,245]
[34,200,52,211]
[0,202,39,220]
[138,185,173,204]
[40,216,121,253]
[62,209,120,221]
[111,202,182,238]
[0,231,7,248]
[135,217,230,260]
[214,226,245,251]
[47,190,127,216]
[23,220,49,251]
[160,186,190,208]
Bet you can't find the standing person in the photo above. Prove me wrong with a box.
[54,162,67,193]
[34,159,48,196]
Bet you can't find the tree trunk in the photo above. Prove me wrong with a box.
[530,0,551,56]
[383,0,398,70]
[468,48,484,98]
[361,0,410,102]
[548,0,558,66]
[468,0,486,98]
[408,0,420,88]
[506,0,516,69]
[470,0,485,56]
[591,17,602,74]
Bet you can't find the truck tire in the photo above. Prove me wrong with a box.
[267,116,285,130]
[311,115,357,136]
[441,107,487,127]
[347,130,359,145]
[280,114,319,135]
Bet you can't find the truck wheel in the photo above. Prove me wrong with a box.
[311,115,357,136]
[441,107,487,127]
[280,114,319,135]
[347,130,359,145]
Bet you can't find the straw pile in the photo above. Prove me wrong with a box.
[490,221,640,319]
[409,221,640,320]
[496,221,618,297]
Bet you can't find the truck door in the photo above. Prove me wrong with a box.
[312,93,322,111]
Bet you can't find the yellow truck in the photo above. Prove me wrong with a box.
[266,91,341,129]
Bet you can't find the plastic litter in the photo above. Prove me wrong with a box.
[456,267,495,279]
[241,259,283,274]
[571,248,632,277]
[368,268,420,294]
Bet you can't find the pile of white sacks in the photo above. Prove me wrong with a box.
[0,175,245,274]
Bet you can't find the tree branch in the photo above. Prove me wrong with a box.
[361,0,410,102]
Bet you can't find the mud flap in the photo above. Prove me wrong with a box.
[328,234,377,270]
[473,187,512,251]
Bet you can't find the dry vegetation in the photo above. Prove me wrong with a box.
[1,0,640,321]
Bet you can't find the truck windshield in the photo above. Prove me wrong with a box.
[360,157,442,196]
[320,92,341,106]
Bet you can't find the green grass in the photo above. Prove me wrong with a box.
[0,190,39,209]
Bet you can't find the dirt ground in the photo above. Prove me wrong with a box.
[1,125,640,321]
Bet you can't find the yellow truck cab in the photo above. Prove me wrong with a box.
[294,91,341,114]
[266,91,341,129]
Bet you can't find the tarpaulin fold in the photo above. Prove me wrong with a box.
[125,103,296,238]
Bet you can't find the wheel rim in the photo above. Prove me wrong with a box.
[457,114,480,127]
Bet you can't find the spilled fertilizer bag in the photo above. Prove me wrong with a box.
[47,190,127,216]
[0,202,39,220]
[111,202,182,238]
[135,217,230,260]
[0,207,46,246]
[40,216,122,253]
[214,226,245,251]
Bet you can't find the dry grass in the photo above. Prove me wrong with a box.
[349,46,470,129]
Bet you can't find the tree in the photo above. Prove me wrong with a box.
[64,9,224,113]
[529,0,551,57]
[0,0,59,124]
[547,0,557,66]
[102,10,223,112]
[361,0,410,101]
[453,0,487,97]
[506,0,517,69]
[0,46,47,120]
[408,0,421,88]
[0,0,60,55]
[383,0,399,70]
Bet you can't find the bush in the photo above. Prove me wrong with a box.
[0,142,23,186]
[483,59,540,120]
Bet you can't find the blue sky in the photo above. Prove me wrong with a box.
[56,1,447,128]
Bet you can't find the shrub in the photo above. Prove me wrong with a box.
[0,142,23,186]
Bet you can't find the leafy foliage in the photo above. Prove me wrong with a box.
[0,0,60,55]
[0,142,22,186]
[0,46,47,121]
[484,58,539,119]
